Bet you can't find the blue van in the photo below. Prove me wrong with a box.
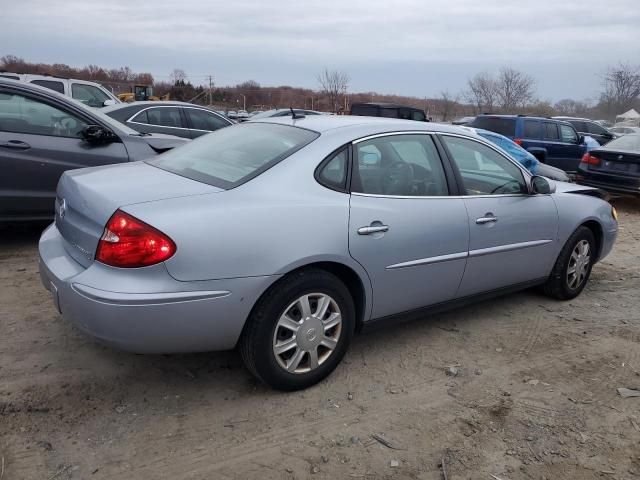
[470,115,586,172]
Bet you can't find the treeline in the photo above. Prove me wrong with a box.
[2,55,638,121]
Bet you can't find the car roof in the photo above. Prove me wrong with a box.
[552,116,594,122]
[102,101,218,113]
[252,114,472,135]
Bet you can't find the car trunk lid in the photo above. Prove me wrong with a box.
[55,162,222,267]
[587,149,640,177]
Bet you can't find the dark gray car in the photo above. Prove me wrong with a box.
[553,117,617,146]
[103,102,233,139]
[0,79,188,221]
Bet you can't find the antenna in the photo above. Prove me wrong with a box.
[290,107,305,120]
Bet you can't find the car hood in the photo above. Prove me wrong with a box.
[554,180,607,199]
[139,133,190,152]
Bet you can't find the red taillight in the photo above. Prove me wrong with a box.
[513,138,523,146]
[95,210,176,268]
[581,153,600,166]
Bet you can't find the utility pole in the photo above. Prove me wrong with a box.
[208,75,214,106]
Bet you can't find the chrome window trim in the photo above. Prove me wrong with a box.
[350,130,536,199]
[127,105,231,131]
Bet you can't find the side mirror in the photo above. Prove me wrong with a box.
[81,124,116,145]
[531,175,556,194]
[103,99,116,107]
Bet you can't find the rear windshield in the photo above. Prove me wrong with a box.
[602,134,640,152]
[470,117,516,137]
[149,123,319,189]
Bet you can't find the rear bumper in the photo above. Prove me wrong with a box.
[576,170,640,196]
[38,224,277,354]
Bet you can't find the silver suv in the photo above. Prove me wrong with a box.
[0,72,120,108]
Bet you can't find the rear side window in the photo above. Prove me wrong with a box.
[470,117,516,137]
[412,110,426,121]
[131,109,149,124]
[543,123,559,140]
[30,80,65,94]
[379,108,399,118]
[352,134,448,196]
[523,120,541,138]
[351,105,379,116]
[150,123,319,189]
[317,148,348,191]
[146,107,184,128]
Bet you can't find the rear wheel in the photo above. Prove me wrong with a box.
[543,226,596,300]
[240,269,355,391]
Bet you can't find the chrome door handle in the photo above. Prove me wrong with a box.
[476,216,498,224]
[358,225,389,235]
[0,140,31,150]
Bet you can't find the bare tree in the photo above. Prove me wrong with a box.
[317,68,350,113]
[170,68,188,85]
[466,72,498,114]
[439,91,458,121]
[600,63,640,115]
[495,67,535,111]
[554,98,589,116]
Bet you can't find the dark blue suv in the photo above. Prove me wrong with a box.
[470,115,586,172]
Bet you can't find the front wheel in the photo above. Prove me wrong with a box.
[543,226,596,300]
[239,269,355,391]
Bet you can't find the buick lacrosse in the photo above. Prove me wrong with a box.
[39,116,618,390]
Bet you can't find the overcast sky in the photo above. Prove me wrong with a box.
[3,0,639,101]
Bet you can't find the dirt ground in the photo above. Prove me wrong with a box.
[1,198,639,480]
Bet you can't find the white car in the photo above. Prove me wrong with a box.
[0,72,120,108]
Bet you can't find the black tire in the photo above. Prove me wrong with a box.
[543,226,596,300]
[239,268,355,391]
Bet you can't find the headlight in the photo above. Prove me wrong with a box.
[611,206,618,221]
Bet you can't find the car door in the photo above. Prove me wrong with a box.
[0,88,128,219]
[183,107,232,138]
[558,123,586,171]
[128,106,190,138]
[439,134,558,297]
[348,133,469,320]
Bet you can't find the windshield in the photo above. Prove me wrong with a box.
[249,109,279,119]
[149,123,319,189]
[602,134,640,152]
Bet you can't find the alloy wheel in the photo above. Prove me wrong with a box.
[567,240,591,290]
[272,293,342,374]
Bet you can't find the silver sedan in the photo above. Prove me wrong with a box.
[39,116,618,390]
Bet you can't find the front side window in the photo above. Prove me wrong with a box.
[71,83,110,108]
[30,80,65,94]
[146,107,184,128]
[442,135,526,196]
[186,108,229,131]
[352,134,448,196]
[543,123,559,140]
[150,123,319,189]
[559,124,578,143]
[0,91,87,138]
